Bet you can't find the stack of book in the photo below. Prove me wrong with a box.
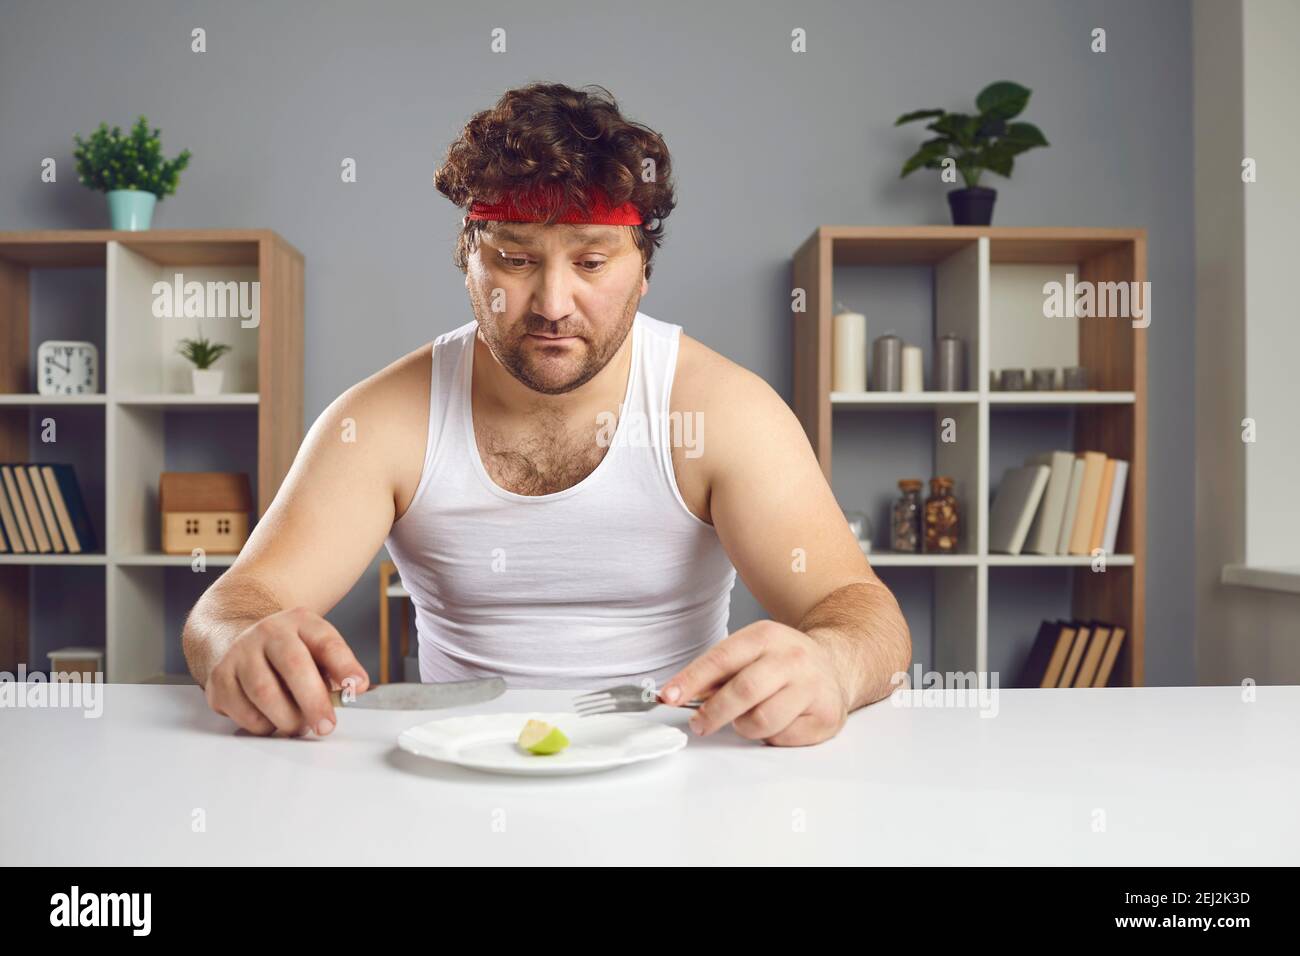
[988,450,1128,555]
[1015,618,1128,688]
[0,463,98,554]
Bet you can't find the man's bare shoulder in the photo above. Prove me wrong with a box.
[326,342,433,521]
[671,332,807,500]
[673,333,788,423]
[350,341,432,403]
[327,341,433,438]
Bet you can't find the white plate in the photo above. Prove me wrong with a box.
[397,711,688,776]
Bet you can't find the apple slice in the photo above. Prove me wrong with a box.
[517,718,570,755]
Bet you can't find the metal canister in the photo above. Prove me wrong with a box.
[870,334,902,392]
[935,334,965,391]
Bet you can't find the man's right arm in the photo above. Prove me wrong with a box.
[181,573,285,689]
[182,354,425,735]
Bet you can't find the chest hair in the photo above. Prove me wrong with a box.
[475,410,612,496]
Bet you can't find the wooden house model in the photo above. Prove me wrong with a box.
[159,471,252,555]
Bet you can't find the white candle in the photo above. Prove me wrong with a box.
[901,344,923,392]
[832,311,867,392]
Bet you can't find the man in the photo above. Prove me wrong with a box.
[183,82,911,747]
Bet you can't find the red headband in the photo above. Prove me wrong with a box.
[466,183,643,225]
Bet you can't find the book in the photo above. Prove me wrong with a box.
[1015,619,1127,688]
[1042,621,1078,687]
[0,477,22,553]
[26,464,65,552]
[1093,625,1127,686]
[39,464,97,554]
[0,465,37,552]
[1024,451,1076,555]
[1074,622,1112,686]
[1055,458,1087,555]
[1058,622,1092,686]
[1068,452,1109,555]
[1015,620,1061,688]
[1101,460,1129,555]
[1088,459,1118,553]
[13,465,52,553]
[989,464,1051,554]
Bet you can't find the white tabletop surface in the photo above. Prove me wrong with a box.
[2,682,1297,865]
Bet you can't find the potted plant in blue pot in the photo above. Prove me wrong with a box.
[73,116,191,230]
[896,81,1048,226]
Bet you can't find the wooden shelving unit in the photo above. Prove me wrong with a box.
[0,229,304,681]
[792,226,1146,686]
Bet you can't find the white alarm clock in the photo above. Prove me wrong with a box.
[37,340,99,396]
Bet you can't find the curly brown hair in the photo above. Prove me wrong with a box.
[434,82,676,279]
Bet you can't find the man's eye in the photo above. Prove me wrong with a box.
[497,255,604,272]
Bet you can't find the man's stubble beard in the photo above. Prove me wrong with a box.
[471,285,640,396]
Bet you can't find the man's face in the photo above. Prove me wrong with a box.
[465,221,649,395]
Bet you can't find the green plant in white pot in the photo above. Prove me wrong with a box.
[73,116,191,230]
[177,331,232,396]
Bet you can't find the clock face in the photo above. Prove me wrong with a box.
[38,341,99,395]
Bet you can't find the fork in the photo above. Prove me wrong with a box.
[573,684,704,717]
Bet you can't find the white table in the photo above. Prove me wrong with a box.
[2,683,1297,865]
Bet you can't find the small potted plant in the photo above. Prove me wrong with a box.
[73,116,191,230]
[177,329,232,395]
[896,81,1048,226]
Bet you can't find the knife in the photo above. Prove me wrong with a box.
[328,677,506,710]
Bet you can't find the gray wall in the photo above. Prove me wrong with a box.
[0,0,1196,684]
[1192,0,1300,684]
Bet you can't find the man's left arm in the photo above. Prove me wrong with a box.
[660,363,912,746]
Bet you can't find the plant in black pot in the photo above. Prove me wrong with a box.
[896,81,1048,226]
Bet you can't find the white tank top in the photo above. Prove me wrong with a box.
[384,310,738,688]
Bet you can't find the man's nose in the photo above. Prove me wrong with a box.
[529,257,578,322]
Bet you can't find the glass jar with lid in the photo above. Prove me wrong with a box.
[891,479,923,553]
[924,476,960,553]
